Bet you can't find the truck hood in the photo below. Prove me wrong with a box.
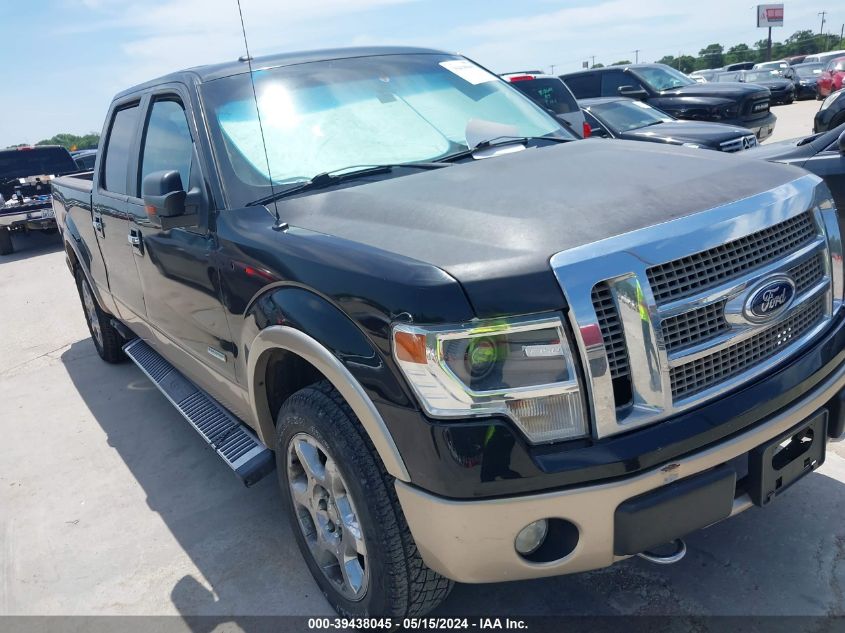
[275,139,806,317]
[622,120,754,146]
[659,82,769,98]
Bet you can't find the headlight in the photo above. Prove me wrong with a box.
[392,315,588,443]
[821,90,843,111]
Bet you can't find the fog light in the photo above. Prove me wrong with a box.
[515,519,548,555]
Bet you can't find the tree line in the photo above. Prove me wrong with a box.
[7,132,99,151]
[652,29,845,73]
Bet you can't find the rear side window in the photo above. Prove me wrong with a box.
[139,99,193,196]
[562,73,600,99]
[511,78,578,115]
[102,104,140,195]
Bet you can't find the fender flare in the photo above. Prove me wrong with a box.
[247,325,411,482]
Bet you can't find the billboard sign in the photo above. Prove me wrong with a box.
[757,4,784,27]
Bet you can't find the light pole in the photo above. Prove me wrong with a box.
[633,49,640,63]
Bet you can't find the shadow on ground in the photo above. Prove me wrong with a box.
[0,230,63,264]
[60,338,845,630]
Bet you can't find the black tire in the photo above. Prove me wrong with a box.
[276,380,452,618]
[0,228,13,256]
[74,267,125,363]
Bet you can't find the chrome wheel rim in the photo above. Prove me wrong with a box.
[287,433,369,601]
[80,280,103,347]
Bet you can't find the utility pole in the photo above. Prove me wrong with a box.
[766,26,772,61]
[633,49,640,63]
[590,55,596,67]
[549,64,556,75]
[819,11,827,51]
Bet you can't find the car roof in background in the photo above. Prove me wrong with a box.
[561,63,667,76]
[501,72,560,80]
[578,97,632,106]
[115,46,451,98]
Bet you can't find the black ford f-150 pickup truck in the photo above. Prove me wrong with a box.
[52,47,845,618]
[561,63,777,140]
[0,145,80,255]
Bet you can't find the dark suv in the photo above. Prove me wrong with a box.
[561,63,776,140]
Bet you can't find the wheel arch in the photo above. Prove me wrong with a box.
[247,325,411,482]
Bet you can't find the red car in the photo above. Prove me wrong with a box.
[817,56,845,98]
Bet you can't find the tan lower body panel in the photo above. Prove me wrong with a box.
[396,358,845,584]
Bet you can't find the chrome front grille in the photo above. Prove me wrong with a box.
[647,211,816,304]
[670,296,825,399]
[719,135,758,153]
[789,253,825,294]
[661,300,729,353]
[550,174,842,440]
[591,283,629,379]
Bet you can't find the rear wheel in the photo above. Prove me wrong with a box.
[75,268,125,363]
[0,228,13,256]
[276,381,452,617]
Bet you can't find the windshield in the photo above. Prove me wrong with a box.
[508,77,578,115]
[743,70,779,83]
[715,73,741,83]
[0,147,78,181]
[586,100,672,133]
[202,53,567,206]
[632,66,695,91]
[796,64,823,77]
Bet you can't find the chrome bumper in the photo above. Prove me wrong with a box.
[396,356,845,584]
[0,209,55,228]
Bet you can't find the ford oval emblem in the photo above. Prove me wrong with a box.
[744,275,796,323]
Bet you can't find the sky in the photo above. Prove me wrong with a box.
[0,0,836,147]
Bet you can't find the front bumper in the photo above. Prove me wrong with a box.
[735,111,776,140]
[397,354,845,584]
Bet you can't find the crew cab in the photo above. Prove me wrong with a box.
[0,145,79,255]
[53,47,845,618]
[561,63,777,140]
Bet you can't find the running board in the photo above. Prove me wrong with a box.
[123,339,275,487]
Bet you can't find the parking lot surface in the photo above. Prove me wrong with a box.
[764,98,822,144]
[1,113,844,624]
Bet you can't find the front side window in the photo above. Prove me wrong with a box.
[139,99,193,196]
[586,100,672,133]
[102,104,140,194]
[202,54,567,206]
[633,66,695,91]
[601,71,642,95]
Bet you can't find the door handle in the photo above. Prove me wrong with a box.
[92,216,103,232]
[128,229,143,254]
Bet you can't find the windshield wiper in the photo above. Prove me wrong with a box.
[247,162,451,207]
[439,135,572,163]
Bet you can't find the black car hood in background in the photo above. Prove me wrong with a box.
[658,82,769,98]
[622,120,754,146]
[749,79,793,91]
[274,140,805,317]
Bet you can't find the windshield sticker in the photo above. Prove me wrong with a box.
[439,60,497,85]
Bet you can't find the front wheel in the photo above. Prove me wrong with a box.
[0,228,13,256]
[276,381,452,617]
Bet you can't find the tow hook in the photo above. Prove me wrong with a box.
[636,538,687,565]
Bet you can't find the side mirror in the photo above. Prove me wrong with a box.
[142,170,200,230]
[618,85,648,99]
[839,129,845,155]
